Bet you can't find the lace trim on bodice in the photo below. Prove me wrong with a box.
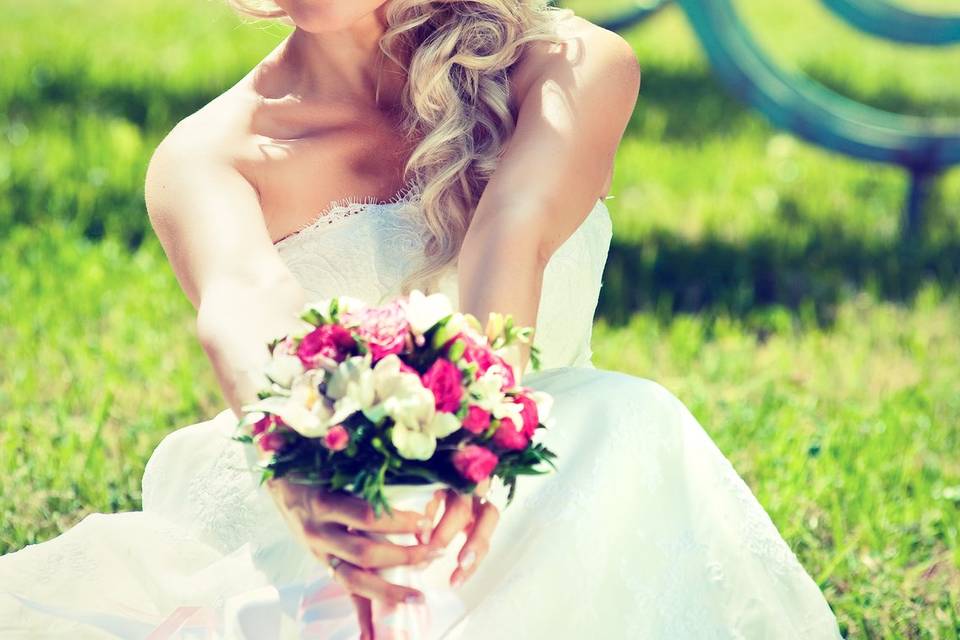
[273,179,424,249]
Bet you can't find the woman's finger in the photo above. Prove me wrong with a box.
[305,521,441,569]
[350,595,374,640]
[325,554,426,608]
[428,489,475,551]
[450,498,499,587]
[317,490,432,537]
[416,490,446,544]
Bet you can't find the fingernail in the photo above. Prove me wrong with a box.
[428,547,446,560]
[405,593,426,605]
[459,549,476,570]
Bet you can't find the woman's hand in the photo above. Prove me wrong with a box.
[265,477,442,636]
[424,480,501,588]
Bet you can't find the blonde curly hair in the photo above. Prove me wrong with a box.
[228,0,574,291]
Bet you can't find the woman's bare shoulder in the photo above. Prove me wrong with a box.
[153,76,259,166]
[145,74,265,215]
[510,12,640,106]
[144,77,265,235]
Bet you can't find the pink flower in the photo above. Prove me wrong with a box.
[275,336,298,356]
[455,333,516,390]
[343,301,410,361]
[452,445,499,483]
[258,431,287,453]
[492,417,529,451]
[252,414,274,437]
[459,335,495,375]
[421,358,464,413]
[514,393,539,438]
[297,324,356,367]
[493,356,517,390]
[323,425,350,452]
[462,405,492,435]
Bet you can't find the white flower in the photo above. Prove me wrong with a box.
[469,367,507,412]
[427,411,462,439]
[326,355,376,424]
[391,423,437,460]
[529,390,554,423]
[372,353,463,459]
[336,296,368,315]
[264,352,304,388]
[405,289,453,336]
[382,380,436,429]
[432,312,467,348]
[242,373,335,438]
[492,399,524,426]
[370,354,411,396]
[301,296,367,325]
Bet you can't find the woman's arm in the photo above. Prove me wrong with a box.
[432,25,641,587]
[144,120,307,419]
[144,120,435,633]
[457,24,641,370]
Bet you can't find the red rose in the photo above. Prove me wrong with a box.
[462,405,492,435]
[452,445,499,483]
[421,358,464,413]
[323,425,350,452]
[343,301,410,361]
[514,394,539,438]
[296,324,356,367]
[492,417,529,450]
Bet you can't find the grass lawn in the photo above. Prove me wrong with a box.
[2,1,959,637]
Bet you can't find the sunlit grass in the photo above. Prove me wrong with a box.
[1,0,959,637]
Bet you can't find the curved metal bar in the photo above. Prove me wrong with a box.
[591,0,674,32]
[676,0,960,172]
[820,0,960,47]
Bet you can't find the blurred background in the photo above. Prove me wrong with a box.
[1,0,958,636]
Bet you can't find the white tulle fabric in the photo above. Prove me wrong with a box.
[0,190,842,639]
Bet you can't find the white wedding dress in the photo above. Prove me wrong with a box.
[0,184,843,639]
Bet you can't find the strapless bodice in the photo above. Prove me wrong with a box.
[273,187,613,371]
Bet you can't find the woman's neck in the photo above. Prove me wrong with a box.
[269,7,407,110]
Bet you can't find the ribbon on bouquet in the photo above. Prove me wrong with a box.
[215,570,464,639]
[296,569,466,640]
[222,485,468,639]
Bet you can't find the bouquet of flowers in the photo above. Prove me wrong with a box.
[233,290,556,515]
[232,291,556,636]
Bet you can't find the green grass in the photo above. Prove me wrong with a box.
[1,0,959,637]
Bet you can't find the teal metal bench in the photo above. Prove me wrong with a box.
[574,0,960,232]
[820,0,960,47]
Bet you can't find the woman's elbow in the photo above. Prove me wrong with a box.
[195,271,305,352]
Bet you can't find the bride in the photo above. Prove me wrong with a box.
[0,1,843,638]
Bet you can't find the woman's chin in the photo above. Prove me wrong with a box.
[279,1,385,34]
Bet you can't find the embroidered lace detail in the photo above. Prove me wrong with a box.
[273,179,423,250]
